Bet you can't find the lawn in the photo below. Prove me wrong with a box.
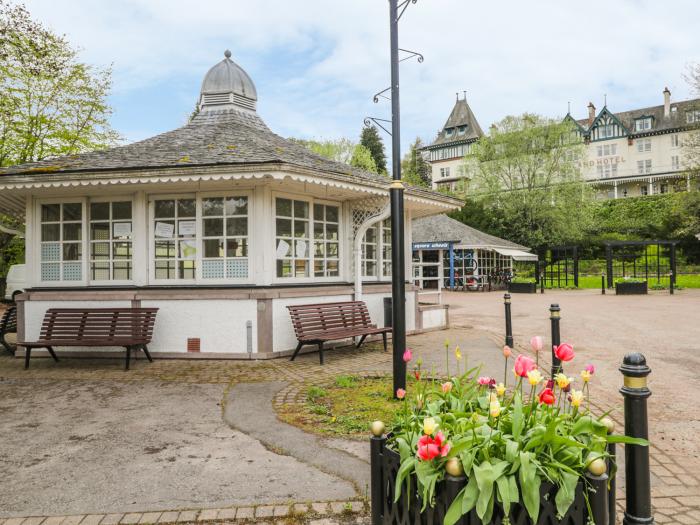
[576,274,700,289]
[276,374,406,439]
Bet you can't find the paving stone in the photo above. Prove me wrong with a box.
[119,515,141,525]
[292,504,309,514]
[195,510,216,522]
[233,508,253,520]
[22,518,45,525]
[100,516,123,525]
[311,502,328,515]
[676,496,700,507]
[4,519,25,525]
[154,513,178,524]
[254,506,274,518]
[348,501,364,512]
[138,514,161,524]
[174,512,197,523]
[308,520,340,525]
[79,518,103,525]
[42,517,65,525]
[215,509,236,520]
[272,506,289,517]
[61,517,85,525]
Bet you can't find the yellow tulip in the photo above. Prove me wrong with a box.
[570,389,584,408]
[495,383,506,397]
[423,417,438,435]
[554,373,572,389]
[580,370,592,383]
[444,338,450,349]
[527,369,543,386]
[455,346,463,361]
[489,399,501,418]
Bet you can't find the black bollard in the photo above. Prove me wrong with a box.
[504,293,514,349]
[586,472,610,525]
[620,353,654,525]
[540,273,545,294]
[549,304,561,377]
[370,434,387,525]
[608,441,617,525]
[602,273,606,295]
[669,272,674,295]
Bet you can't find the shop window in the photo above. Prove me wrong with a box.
[40,202,83,282]
[201,196,249,280]
[89,201,133,281]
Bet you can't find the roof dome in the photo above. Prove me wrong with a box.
[199,50,257,112]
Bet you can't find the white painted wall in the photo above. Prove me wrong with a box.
[421,307,447,330]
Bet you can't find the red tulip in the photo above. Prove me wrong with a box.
[416,432,450,460]
[414,370,421,381]
[538,387,556,405]
[513,354,537,377]
[554,343,575,362]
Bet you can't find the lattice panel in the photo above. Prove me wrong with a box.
[41,243,60,262]
[226,258,248,279]
[41,263,61,281]
[202,259,224,279]
[63,262,82,281]
[351,197,389,239]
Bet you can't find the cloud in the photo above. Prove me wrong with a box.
[23,0,699,153]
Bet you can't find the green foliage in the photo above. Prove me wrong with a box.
[334,375,358,388]
[401,137,431,187]
[289,137,380,174]
[306,385,327,402]
[0,1,120,170]
[510,276,535,284]
[457,114,593,251]
[360,125,387,175]
[349,143,378,173]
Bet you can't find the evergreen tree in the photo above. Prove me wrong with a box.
[349,144,378,173]
[400,137,431,187]
[360,125,387,175]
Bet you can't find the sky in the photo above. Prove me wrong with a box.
[22,0,700,158]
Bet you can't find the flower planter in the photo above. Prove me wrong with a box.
[508,282,537,294]
[615,281,647,295]
[372,442,602,525]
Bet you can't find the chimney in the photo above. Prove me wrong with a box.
[587,102,596,125]
[663,87,671,118]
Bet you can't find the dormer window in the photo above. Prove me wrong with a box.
[635,117,652,132]
[457,125,467,135]
[445,128,454,138]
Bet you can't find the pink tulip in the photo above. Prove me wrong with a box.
[416,432,450,461]
[441,382,452,394]
[585,363,595,375]
[530,336,544,352]
[554,343,575,362]
[396,388,406,399]
[403,349,413,363]
[478,376,493,386]
[513,354,537,377]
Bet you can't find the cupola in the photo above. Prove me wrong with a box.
[198,50,257,112]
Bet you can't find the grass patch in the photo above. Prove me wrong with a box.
[278,375,409,439]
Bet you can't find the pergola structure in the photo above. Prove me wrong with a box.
[605,240,677,288]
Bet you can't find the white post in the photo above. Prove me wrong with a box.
[648,177,654,195]
[687,174,691,192]
[613,181,618,199]
[132,191,148,286]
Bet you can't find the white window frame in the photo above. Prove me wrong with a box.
[35,197,88,287]
[671,155,680,170]
[271,191,344,284]
[671,134,679,148]
[635,118,652,131]
[637,138,651,153]
[361,224,378,278]
[148,190,253,285]
[88,196,135,286]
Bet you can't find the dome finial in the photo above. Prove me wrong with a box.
[224,49,232,59]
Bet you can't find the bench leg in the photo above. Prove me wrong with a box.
[141,345,153,363]
[46,346,59,362]
[24,346,31,369]
[318,342,324,365]
[382,332,388,352]
[290,342,303,362]
[356,334,368,349]
[125,346,131,370]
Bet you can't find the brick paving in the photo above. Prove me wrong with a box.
[2,291,699,523]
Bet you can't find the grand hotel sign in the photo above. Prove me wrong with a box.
[579,155,626,168]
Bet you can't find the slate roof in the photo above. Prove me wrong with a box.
[425,97,484,148]
[574,97,700,135]
[412,214,530,250]
[0,108,390,181]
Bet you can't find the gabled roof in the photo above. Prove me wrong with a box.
[426,97,484,148]
[588,106,630,135]
[412,214,530,251]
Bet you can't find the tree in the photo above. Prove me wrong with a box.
[0,1,119,169]
[683,63,700,179]
[349,144,377,172]
[360,125,387,175]
[400,137,431,187]
[464,113,593,251]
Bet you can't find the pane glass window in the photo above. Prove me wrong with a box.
[313,204,340,278]
[381,218,392,278]
[153,198,196,280]
[275,198,310,278]
[201,195,249,280]
[40,202,83,282]
[89,201,132,281]
[362,225,378,277]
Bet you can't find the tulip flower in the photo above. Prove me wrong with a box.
[478,376,494,386]
[423,417,438,436]
[455,346,462,361]
[580,370,592,383]
[441,382,452,394]
[554,343,575,362]
[585,363,596,375]
[513,354,537,377]
[416,431,450,461]
[546,379,555,389]
[489,399,502,418]
[402,349,413,363]
[396,388,406,399]
[530,336,544,352]
[414,370,421,381]
[502,345,512,358]
[554,372,572,389]
[527,369,544,386]
[569,389,584,408]
[495,383,506,397]
[538,387,556,405]
[444,338,450,349]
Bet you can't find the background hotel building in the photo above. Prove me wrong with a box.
[424,89,699,199]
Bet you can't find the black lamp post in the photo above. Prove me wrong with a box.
[389,0,407,396]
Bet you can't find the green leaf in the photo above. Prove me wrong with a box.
[443,486,466,525]
[496,474,512,516]
[519,452,541,523]
[554,470,579,517]
[393,457,416,503]
[512,392,524,440]
[462,475,479,514]
[606,435,650,446]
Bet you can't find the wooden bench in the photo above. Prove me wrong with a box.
[18,308,158,370]
[0,306,17,355]
[287,301,390,364]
